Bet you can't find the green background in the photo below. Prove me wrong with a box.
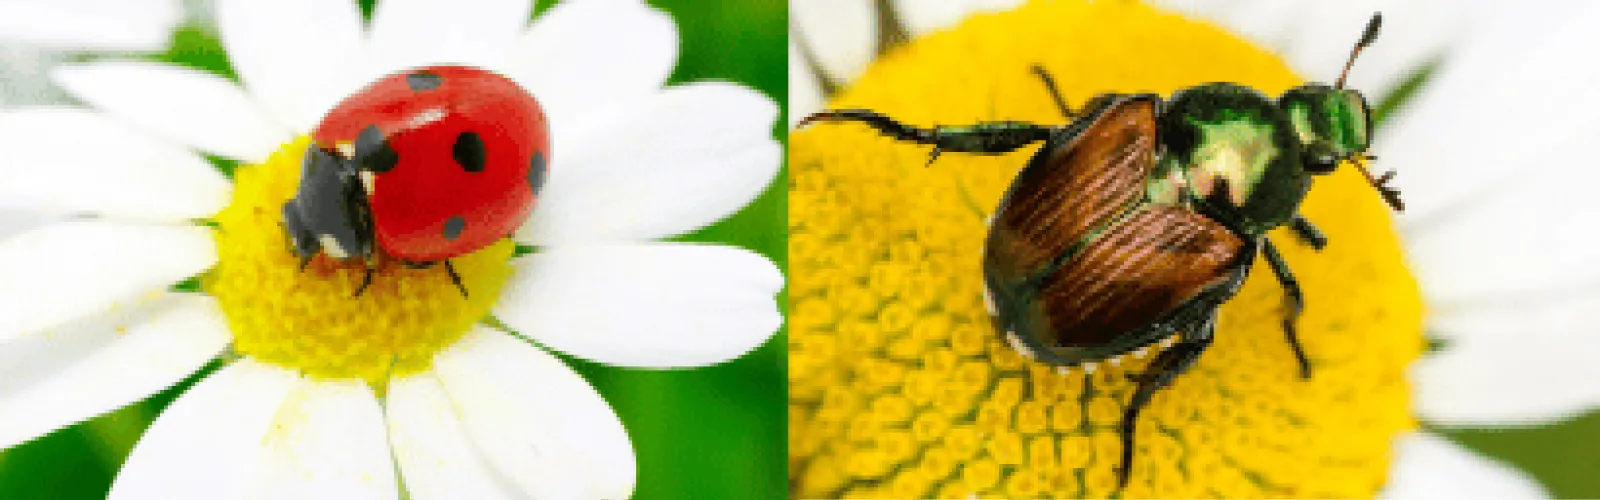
[0,0,787,499]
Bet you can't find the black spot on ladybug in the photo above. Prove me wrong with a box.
[528,151,547,195]
[443,216,466,240]
[453,132,487,173]
[354,125,398,173]
[406,71,443,92]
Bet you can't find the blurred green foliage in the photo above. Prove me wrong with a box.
[0,0,786,499]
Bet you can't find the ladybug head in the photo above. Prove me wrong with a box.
[282,146,375,263]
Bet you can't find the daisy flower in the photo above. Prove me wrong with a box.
[0,0,783,498]
[790,0,1588,497]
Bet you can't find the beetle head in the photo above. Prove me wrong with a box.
[1279,84,1372,174]
[1281,12,1380,175]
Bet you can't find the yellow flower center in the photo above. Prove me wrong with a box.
[788,1,1425,498]
[205,137,514,385]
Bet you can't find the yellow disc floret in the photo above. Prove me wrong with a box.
[207,137,514,385]
[788,1,1425,498]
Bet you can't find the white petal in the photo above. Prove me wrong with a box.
[789,40,823,129]
[1381,432,1548,499]
[112,363,398,500]
[0,294,227,450]
[0,108,231,220]
[1430,289,1600,341]
[1414,331,1600,426]
[0,221,215,343]
[1406,147,1600,303]
[495,243,783,368]
[0,0,180,51]
[1385,2,1600,221]
[0,209,60,240]
[53,62,293,161]
[432,327,636,499]
[892,0,1025,37]
[386,374,524,500]
[1157,0,1307,58]
[507,0,677,137]
[791,0,875,84]
[216,0,366,132]
[365,0,531,78]
[254,380,399,500]
[109,360,300,500]
[0,45,72,106]
[519,83,779,243]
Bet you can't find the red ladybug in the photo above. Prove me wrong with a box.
[282,65,550,296]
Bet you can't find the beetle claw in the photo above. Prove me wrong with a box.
[925,147,943,167]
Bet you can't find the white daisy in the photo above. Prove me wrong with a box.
[0,0,783,498]
[793,0,1598,497]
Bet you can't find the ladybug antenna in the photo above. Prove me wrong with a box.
[1337,13,1382,89]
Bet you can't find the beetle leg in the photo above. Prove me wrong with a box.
[797,109,1054,155]
[1119,315,1216,489]
[1263,241,1314,379]
[1029,65,1075,118]
[444,260,468,298]
[1289,214,1327,250]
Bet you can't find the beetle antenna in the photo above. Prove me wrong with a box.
[1353,161,1404,211]
[1336,13,1382,89]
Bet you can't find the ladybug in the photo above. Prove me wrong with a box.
[281,65,550,296]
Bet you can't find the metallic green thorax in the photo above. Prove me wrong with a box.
[1156,83,1309,236]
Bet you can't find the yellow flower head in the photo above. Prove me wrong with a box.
[206,137,515,386]
[789,1,1425,498]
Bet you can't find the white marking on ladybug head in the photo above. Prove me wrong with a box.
[1109,355,1122,367]
[1134,346,1150,359]
[318,235,349,259]
[1083,361,1098,374]
[335,142,356,158]
[360,171,376,196]
[982,287,997,316]
[1056,366,1069,375]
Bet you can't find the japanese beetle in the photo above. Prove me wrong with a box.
[799,13,1399,488]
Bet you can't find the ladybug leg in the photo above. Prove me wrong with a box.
[1118,314,1216,489]
[1029,64,1076,118]
[1288,214,1327,250]
[1262,241,1314,379]
[444,260,468,298]
[354,265,376,297]
[797,109,1055,155]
